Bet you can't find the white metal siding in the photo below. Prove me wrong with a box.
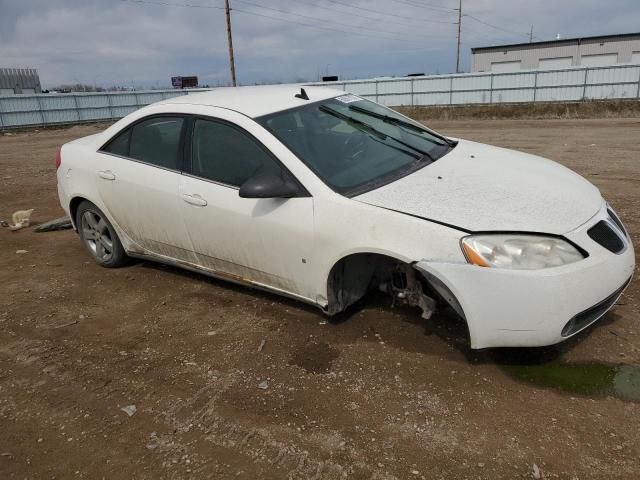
[312,64,640,108]
[472,35,640,72]
[490,61,521,72]
[3,66,640,129]
[0,89,198,129]
[344,82,376,96]
[0,68,42,94]
[631,51,640,63]
[581,53,618,67]
[539,57,573,69]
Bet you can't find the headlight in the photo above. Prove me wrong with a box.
[461,234,584,270]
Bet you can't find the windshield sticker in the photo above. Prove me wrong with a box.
[335,94,362,104]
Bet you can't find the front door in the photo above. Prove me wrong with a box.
[180,117,316,301]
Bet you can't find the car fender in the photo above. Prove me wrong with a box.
[313,195,468,307]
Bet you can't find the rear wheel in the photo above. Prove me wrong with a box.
[76,201,128,267]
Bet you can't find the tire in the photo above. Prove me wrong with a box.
[76,200,128,268]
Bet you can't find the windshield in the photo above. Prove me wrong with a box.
[257,95,454,196]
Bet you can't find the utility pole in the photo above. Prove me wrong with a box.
[529,24,534,43]
[224,0,237,87]
[455,0,462,73]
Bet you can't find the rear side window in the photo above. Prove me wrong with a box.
[103,129,130,156]
[130,117,184,169]
[101,116,184,170]
[191,119,286,187]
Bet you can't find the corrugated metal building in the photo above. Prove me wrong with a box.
[472,32,640,73]
[0,68,42,95]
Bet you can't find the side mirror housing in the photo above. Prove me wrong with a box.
[239,172,302,199]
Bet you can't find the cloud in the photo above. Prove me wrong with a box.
[0,0,638,88]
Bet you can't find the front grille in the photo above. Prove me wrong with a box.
[561,277,631,337]
[588,220,625,254]
[607,208,628,238]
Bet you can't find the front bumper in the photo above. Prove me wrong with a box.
[416,207,635,349]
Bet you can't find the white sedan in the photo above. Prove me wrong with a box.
[56,85,634,349]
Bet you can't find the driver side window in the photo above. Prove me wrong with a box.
[191,119,285,187]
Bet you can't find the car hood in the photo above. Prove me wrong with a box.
[354,139,602,235]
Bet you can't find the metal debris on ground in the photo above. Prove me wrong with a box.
[52,319,79,329]
[34,216,72,232]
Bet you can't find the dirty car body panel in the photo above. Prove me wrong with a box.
[56,85,635,349]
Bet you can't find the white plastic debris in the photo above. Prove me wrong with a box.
[532,463,541,479]
[8,209,34,231]
[120,405,137,417]
[258,380,269,390]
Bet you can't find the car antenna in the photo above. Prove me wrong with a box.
[295,88,309,100]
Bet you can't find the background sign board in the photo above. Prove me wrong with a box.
[171,76,198,89]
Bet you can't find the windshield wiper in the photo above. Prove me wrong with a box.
[368,135,423,160]
[349,105,424,132]
[348,105,454,147]
[319,105,433,160]
[318,105,388,140]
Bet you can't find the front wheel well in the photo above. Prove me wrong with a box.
[325,253,401,315]
[325,253,467,324]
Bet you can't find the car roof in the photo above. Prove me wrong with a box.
[158,85,345,118]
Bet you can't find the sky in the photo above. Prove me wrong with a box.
[1,0,639,89]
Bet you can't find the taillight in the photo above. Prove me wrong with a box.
[55,148,62,170]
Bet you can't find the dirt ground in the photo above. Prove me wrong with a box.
[1,118,639,480]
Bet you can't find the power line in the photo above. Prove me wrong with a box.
[323,0,456,25]
[464,13,542,41]
[120,0,430,44]
[450,2,544,71]
[386,0,457,13]
[460,25,517,47]
[233,0,440,40]
[232,8,428,43]
[277,0,440,31]
[120,0,223,9]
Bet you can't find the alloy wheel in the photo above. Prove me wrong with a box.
[81,210,113,262]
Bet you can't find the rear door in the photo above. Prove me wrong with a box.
[179,116,316,300]
[96,115,197,263]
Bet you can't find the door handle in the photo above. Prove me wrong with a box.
[182,193,208,207]
[98,170,116,181]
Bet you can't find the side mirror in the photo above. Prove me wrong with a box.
[239,172,301,199]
